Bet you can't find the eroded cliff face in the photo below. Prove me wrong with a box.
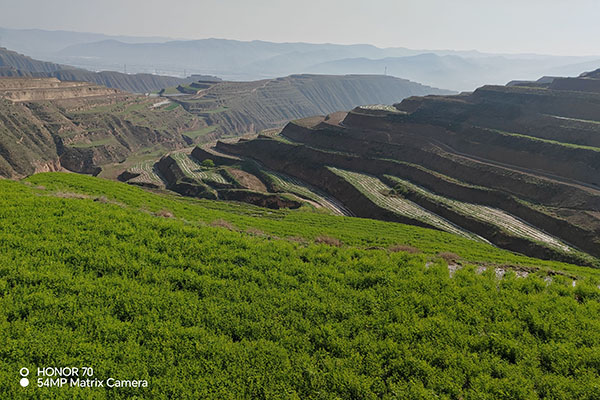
[0,77,202,178]
[0,78,120,102]
[206,73,600,264]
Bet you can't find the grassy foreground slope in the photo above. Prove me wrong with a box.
[1,173,600,399]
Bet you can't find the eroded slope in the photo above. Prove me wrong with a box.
[0,77,206,177]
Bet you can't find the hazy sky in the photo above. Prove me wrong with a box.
[0,0,598,56]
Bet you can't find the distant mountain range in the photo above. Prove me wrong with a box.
[52,39,600,91]
[2,27,599,91]
[305,54,600,93]
[0,27,173,56]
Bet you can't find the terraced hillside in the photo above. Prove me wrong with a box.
[193,71,600,266]
[152,149,305,210]
[0,77,208,178]
[1,72,448,180]
[160,74,452,136]
[0,77,120,101]
[3,172,600,399]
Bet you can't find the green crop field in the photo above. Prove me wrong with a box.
[481,127,600,152]
[182,125,218,139]
[163,102,180,111]
[171,152,229,184]
[69,137,118,149]
[2,173,600,399]
[267,170,351,216]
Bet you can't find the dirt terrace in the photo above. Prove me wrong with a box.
[0,77,120,102]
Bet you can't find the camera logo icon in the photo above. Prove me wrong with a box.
[19,368,29,387]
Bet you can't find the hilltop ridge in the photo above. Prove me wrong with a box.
[0,77,121,101]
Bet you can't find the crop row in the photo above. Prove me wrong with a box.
[171,152,229,184]
[329,167,476,239]
[385,175,573,253]
[267,171,352,216]
[129,160,164,186]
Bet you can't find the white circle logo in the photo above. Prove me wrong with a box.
[19,368,29,377]
[20,378,29,387]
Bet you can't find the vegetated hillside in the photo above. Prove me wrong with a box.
[0,47,218,93]
[0,77,208,178]
[0,73,445,180]
[162,74,452,136]
[189,71,600,266]
[2,172,600,399]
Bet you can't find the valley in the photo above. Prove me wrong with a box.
[4,64,598,266]
[159,74,451,136]
[2,11,600,399]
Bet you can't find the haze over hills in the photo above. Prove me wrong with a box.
[0,47,217,93]
[306,54,600,92]
[51,38,409,79]
[53,39,600,91]
[0,26,173,57]
[2,27,599,91]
